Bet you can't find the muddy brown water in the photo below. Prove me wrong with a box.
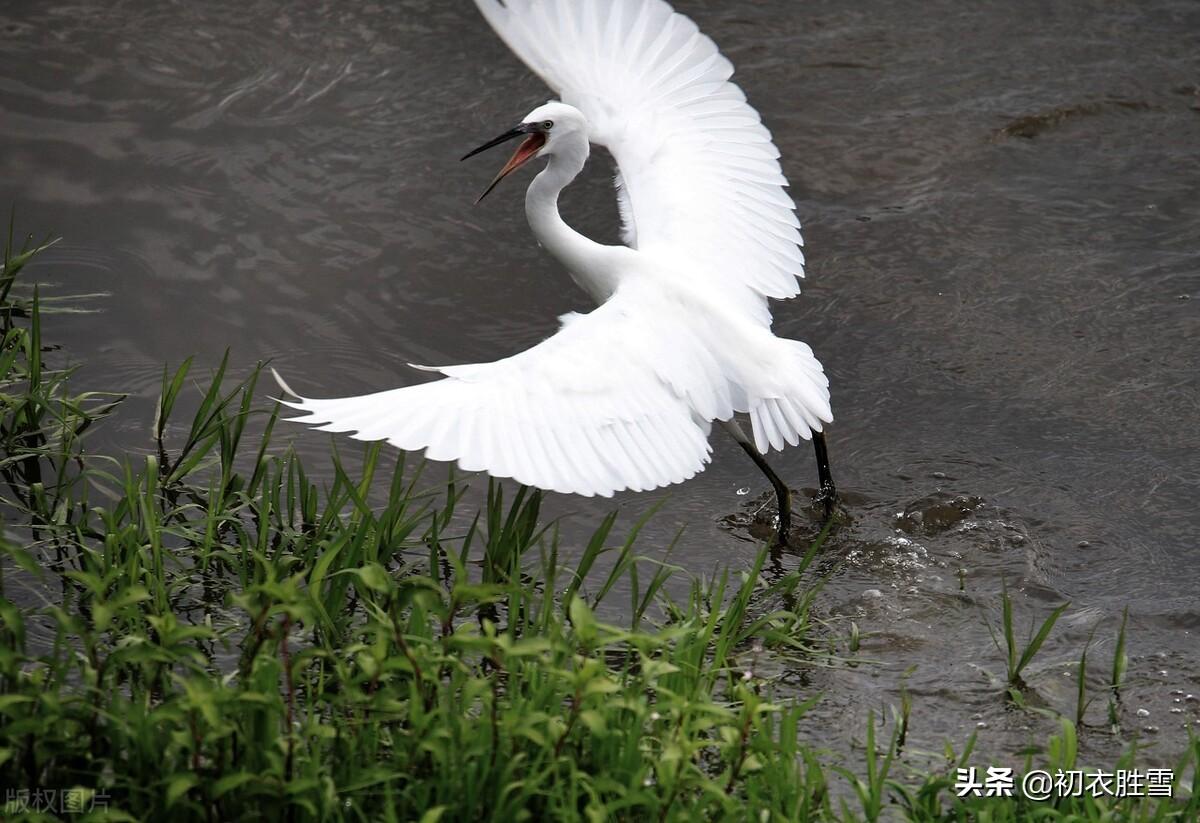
[2,0,1198,774]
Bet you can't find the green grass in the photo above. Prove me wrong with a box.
[985,580,1070,698]
[0,227,1196,820]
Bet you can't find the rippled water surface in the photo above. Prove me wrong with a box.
[3,0,1199,768]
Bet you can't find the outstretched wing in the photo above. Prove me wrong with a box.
[474,0,805,325]
[277,284,724,497]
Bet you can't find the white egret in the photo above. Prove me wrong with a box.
[276,0,838,544]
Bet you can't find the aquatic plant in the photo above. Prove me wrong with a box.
[986,580,1070,695]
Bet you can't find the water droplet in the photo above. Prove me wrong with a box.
[1136,708,1151,717]
[976,721,988,728]
[736,486,750,496]
[862,589,883,599]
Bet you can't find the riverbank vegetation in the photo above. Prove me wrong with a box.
[0,230,1195,820]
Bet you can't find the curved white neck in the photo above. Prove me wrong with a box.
[525,136,627,303]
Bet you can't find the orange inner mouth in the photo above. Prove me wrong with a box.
[475,131,548,202]
[500,132,547,177]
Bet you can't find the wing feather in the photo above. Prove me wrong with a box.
[277,285,716,497]
[474,0,806,325]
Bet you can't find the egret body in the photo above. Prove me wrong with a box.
[278,0,838,544]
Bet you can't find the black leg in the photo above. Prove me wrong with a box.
[720,420,791,547]
[736,438,791,546]
[811,430,837,520]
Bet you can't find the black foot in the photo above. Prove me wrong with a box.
[813,482,837,522]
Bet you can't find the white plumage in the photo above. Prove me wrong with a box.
[278,0,833,499]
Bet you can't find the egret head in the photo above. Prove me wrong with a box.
[462,101,586,203]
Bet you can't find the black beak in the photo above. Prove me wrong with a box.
[461,124,534,162]
[461,122,547,203]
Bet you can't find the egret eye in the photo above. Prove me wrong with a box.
[542,120,554,130]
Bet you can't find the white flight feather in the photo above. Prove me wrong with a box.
[475,0,807,326]
[279,285,718,497]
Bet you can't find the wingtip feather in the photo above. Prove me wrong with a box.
[271,367,302,400]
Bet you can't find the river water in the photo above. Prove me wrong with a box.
[2,0,1198,773]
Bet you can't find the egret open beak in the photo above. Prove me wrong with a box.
[461,124,547,203]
